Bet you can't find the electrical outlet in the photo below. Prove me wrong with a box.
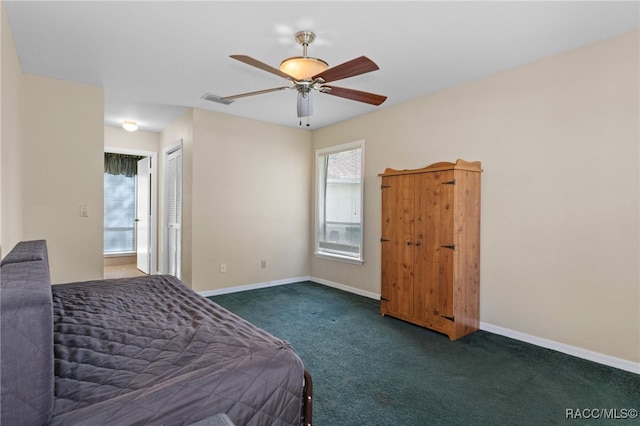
[261,260,267,269]
[80,206,89,217]
[220,263,227,273]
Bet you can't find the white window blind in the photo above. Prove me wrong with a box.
[315,140,364,263]
[104,173,136,253]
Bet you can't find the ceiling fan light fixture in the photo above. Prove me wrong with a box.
[122,120,138,132]
[297,91,314,118]
[280,56,328,81]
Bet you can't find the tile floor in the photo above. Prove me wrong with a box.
[104,263,147,279]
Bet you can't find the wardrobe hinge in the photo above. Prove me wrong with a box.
[442,180,456,185]
[441,245,456,250]
[380,238,390,243]
[441,315,455,322]
[381,185,391,189]
[380,297,390,302]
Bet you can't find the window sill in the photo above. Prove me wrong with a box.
[104,252,136,258]
[314,252,364,265]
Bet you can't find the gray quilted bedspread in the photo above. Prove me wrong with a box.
[50,275,304,426]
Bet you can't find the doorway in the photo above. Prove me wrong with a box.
[104,148,158,278]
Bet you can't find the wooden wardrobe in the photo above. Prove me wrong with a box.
[379,159,482,340]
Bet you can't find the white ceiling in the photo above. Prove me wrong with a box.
[4,1,639,132]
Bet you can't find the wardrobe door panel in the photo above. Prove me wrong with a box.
[412,173,428,321]
[381,174,415,317]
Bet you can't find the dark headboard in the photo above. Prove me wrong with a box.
[0,240,55,424]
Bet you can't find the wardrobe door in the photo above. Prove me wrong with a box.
[412,172,429,322]
[420,171,455,330]
[381,174,415,318]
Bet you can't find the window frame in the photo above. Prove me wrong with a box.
[314,140,365,265]
[103,171,138,255]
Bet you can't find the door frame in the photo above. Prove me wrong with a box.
[104,147,158,275]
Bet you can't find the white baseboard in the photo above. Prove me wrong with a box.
[309,276,381,300]
[198,276,311,298]
[480,322,640,375]
[199,277,638,375]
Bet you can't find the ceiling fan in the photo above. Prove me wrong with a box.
[204,30,387,124]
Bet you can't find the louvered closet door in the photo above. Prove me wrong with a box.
[417,171,454,327]
[381,174,415,318]
[167,148,182,279]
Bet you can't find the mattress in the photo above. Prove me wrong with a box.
[50,275,304,425]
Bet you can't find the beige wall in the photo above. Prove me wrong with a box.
[22,74,104,283]
[105,124,160,153]
[0,3,24,256]
[190,109,311,292]
[311,30,640,364]
[158,108,311,291]
[2,3,105,279]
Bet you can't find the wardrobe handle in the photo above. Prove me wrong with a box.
[407,241,412,246]
[415,242,421,246]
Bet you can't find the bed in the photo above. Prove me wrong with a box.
[1,240,312,425]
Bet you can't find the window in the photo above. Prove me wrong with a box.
[104,172,136,254]
[315,140,364,264]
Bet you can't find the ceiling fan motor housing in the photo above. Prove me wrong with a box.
[295,30,316,48]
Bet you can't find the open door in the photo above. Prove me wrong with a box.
[136,157,151,274]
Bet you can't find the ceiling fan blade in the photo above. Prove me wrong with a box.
[313,56,379,83]
[219,86,292,101]
[321,85,387,106]
[230,55,295,81]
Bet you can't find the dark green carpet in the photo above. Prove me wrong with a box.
[209,281,639,425]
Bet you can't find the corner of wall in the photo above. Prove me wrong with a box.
[1,1,25,257]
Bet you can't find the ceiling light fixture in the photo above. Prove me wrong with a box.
[279,31,328,80]
[122,120,138,132]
